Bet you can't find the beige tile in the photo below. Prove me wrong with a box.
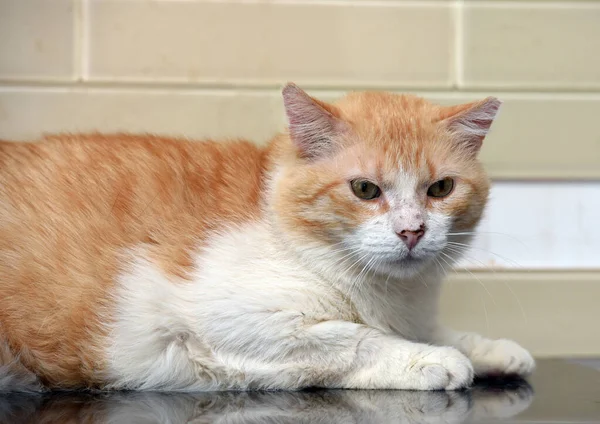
[442,271,600,357]
[1,88,598,179]
[463,3,600,89]
[426,93,600,179]
[87,0,453,88]
[0,87,286,143]
[0,0,75,80]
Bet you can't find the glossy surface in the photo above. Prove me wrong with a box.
[0,359,598,423]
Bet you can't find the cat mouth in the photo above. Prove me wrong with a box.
[374,254,429,277]
[402,255,424,264]
[388,253,425,266]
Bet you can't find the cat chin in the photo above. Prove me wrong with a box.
[373,255,435,280]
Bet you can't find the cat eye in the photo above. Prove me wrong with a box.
[350,179,381,200]
[427,177,455,198]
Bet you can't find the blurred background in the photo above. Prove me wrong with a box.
[0,0,598,359]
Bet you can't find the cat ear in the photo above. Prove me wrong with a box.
[441,97,502,155]
[282,82,347,160]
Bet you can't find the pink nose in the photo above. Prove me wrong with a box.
[397,227,425,250]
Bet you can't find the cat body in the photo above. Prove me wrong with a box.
[0,84,534,391]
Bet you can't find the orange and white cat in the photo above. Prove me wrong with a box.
[0,83,534,392]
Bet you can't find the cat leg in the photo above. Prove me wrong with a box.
[226,321,474,391]
[431,327,535,377]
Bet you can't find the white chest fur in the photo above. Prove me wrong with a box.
[105,221,441,391]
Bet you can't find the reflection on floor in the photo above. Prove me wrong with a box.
[0,359,598,424]
[569,358,600,371]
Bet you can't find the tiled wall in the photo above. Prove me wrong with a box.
[461,182,600,270]
[1,0,599,271]
[2,0,599,355]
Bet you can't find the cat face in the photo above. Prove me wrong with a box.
[273,84,499,279]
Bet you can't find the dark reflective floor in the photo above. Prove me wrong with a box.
[1,360,598,423]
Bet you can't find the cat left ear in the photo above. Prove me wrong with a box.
[441,97,502,155]
[282,82,347,160]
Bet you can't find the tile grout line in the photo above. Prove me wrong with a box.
[72,0,83,81]
[80,0,90,81]
[465,0,600,10]
[3,82,600,100]
[453,0,464,90]
[167,0,452,7]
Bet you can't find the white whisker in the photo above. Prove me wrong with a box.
[447,231,529,250]
[446,242,525,269]
[439,251,496,306]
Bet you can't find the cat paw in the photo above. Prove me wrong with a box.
[470,339,535,377]
[405,347,474,390]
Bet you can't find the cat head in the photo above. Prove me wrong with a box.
[271,83,500,279]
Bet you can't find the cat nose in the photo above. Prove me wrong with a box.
[397,226,425,250]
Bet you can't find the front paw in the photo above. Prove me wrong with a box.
[470,339,535,377]
[405,347,474,391]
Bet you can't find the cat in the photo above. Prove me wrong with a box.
[0,83,535,392]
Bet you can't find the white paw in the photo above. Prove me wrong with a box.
[405,347,474,390]
[470,339,535,377]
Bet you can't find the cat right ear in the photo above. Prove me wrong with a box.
[440,97,502,156]
[282,83,347,160]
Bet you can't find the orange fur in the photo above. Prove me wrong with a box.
[0,134,270,387]
[274,91,490,245]
[0,88,492,389]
